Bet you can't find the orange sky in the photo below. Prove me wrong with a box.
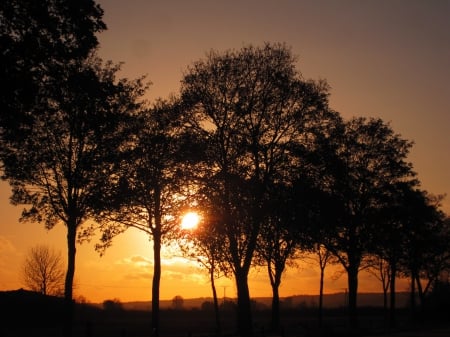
[0,0,448,304]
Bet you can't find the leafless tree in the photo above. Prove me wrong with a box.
[22,244,65,296]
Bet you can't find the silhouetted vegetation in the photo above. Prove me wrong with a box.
[0,1,108,336]
[1,2,449,337]
[22,244,65,296]
[179,43,337,337]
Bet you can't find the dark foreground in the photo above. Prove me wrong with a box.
[1,290,449,337]
[366,326,450,337]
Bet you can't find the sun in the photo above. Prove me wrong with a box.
[181,212,200,230]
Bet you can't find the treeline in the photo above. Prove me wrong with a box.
[1,2,448,337]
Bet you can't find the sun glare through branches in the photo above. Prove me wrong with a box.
[181,212,200,230]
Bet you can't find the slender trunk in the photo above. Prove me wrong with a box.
[63,222,77,337]
[389,262,397,328]
[267,262,281,333]
[151,189,162,337]
[152,230,161,337]
[270,280,281,333]
[347,264,359,329]
[415,274,424,308]
[210,268,221,335]
[235,270,253,337]
[383,288,388,313]
[319,266,325,327]
[410,273,416,322]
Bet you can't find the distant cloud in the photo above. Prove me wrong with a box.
[118,254,207,285]
[117,254,152,267]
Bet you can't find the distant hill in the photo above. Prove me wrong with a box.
[2,289,410,312]
[119,292,411,311]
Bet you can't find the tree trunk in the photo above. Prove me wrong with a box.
[415,274,424,308]
[235,270,253,337]
[63,222,77,337]
[210,267,221,335]
[319,265,325,327]
[347,264,359,330]
[410,273,417,324]
[270,280,281,333]
[389,263,397,328]
[152,230,161,337]
[267,262,282,333]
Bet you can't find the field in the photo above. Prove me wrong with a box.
[1,290,449,337]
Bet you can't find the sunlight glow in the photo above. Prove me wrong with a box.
[181,212,200,230]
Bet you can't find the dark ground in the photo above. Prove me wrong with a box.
[1,290,449,337]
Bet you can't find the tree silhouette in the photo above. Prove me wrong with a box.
[314,243,335,327]
[172,295,184,309]
[371,181,422,327]
[181,43,333,337]
[93,98,200,337]
[0,0,105,145]
[395,189,448,318]
[22,244,65,296]
[365,256,391,321]
[179,211,230,335]
[319,117,416,329]
[1,55,145,337]
[255,182,308,333]
[1,3,107,336]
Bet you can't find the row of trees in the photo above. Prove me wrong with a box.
[1,2,448,337]
[174,47,449,334]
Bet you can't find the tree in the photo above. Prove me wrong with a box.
[314,243,335,327]
[371,181,421,327]
[93,98,199,337]
[1,2,106,336]
[0,55,146,337]
[181,43,333,337]
[289,114,344,328]
[320,117,416,329]
[0,0,105,144]
[172,295,184,310]
[365,255,391,323]
[395,190,448,317]
[255,182,307,333]
[179,211,230,335]
[103,298,124,312]
[22,244,65,296]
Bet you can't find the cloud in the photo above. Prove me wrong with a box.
[117,254,153,267]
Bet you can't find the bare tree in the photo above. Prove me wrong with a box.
[315,244,334,327]
[23,244,65,296]
[365,255,391,319]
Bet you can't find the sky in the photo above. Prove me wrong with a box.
[0,0,449,304]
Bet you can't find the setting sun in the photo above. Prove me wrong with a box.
[181,212,200,230]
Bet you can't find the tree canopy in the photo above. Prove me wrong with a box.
[181,43,336,336]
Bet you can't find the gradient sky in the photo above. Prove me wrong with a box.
[1,0,449,304]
